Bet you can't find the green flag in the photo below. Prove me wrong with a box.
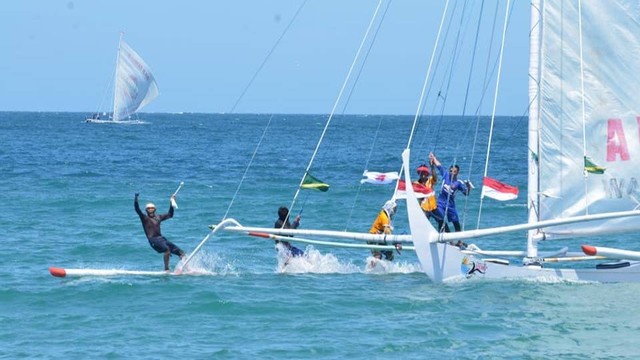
[301,173,330,192]
[584,156,605,174]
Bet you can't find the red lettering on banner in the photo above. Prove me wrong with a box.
[606,118,630,161]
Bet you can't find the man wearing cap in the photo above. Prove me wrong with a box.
[415,152,440,220]
[367,199,399,262]
[134,192,185,271]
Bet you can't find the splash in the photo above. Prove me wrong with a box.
[364,256,422,274]
[275,244,422,275]
[177,251,238,276]
[276,245,360,274]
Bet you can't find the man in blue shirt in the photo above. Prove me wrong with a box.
[433,156,471,232]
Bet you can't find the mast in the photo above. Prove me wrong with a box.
[526,0,542,259]
[111,32,124,122]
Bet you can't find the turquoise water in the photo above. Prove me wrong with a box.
[2,112,639,359]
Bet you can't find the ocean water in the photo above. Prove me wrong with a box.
[1,112,639,359]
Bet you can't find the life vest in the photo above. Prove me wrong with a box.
[416,177,437,211]
[369,210,392,234]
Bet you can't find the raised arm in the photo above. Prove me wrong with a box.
[134,193,144,217]
[429,152,440,182]
[161,197,175,221]
[430,152,445,178]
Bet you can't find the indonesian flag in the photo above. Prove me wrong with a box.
[481,176,518,201]
[360,171,399,185]
[395,179,434,199]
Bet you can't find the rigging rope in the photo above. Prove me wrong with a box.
[399,0,451,238]
[344,1,393,231]
[406,0,452,153]
[221,115,275,221]
[286,0,386,217]
[419,1,471,233]
[415,1,459,157]
[228,0,309,113]
[456,0,488,231]
[577,0,591,215]
[221,1,307,221]
[472,1,501,229]
[340,1,393,115]
[477,0,512,226]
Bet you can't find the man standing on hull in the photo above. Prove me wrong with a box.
[135,193,185,271]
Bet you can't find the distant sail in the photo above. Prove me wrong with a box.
[112,40,159,122]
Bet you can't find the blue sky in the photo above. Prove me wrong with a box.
[0,0,530,115]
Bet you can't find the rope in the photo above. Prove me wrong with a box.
[344,0,393,231]
[415,2,459,158]
[422,1,470,234]
[407,0,452,153]
[221,114,275,221]
[340,1,393,114]
[470,1,501,230]
[455,0,487,231]
[477,0,512,226]
[228,0,308,113]
[221,2,307,220]
[577,0,590,215]
[286,0,386,216]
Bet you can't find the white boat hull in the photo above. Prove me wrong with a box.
[49,267,170,277]
[399,149,640,283]
[420,242,640,283]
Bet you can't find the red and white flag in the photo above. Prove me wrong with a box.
[481,176,518,201]
[395,179,434,199]
[360,171,399,185]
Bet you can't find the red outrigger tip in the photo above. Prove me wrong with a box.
[581,245,597,256]
[248,232,271,238]
[49,267,67,278]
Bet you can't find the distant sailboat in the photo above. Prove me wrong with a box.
[86,34,158,124]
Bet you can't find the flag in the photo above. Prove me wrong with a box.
[584,156,605,174]
[301,173,330,192]
[481,176,518,201]
[395,179,434,199]
[360,171,399,185]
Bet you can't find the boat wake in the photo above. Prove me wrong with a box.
[276,246,422,275]
[177,251,239,276]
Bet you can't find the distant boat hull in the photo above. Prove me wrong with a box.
[85,118,147,125]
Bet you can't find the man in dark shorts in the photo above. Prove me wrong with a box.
[274,206,304,258]
[134,193,185,271]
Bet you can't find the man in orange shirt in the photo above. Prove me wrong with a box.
[368,199,398,261]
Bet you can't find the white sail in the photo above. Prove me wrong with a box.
[112,39,158,122]
[531,0,640,238]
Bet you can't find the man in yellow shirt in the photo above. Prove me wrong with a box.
[368,199,398,261]
[417,152,440,218]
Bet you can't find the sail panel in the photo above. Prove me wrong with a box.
[535,0,640,237]
[113,41,159,121]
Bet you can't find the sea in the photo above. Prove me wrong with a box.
[1,111,639,359]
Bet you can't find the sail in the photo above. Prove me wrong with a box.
[112,40,159,121]
[531,0,640,238]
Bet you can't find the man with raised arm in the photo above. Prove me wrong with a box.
[134,193,185,271]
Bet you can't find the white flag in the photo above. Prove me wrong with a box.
[360,171,399,185]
